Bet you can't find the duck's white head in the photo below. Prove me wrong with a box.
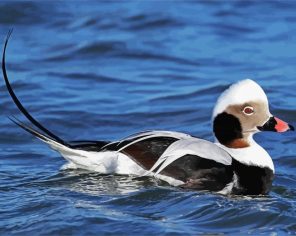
[212,79,294,148]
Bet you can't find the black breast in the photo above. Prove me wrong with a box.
[232,158,274,195]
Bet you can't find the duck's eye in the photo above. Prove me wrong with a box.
[242,106,254,115]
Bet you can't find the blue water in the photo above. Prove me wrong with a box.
[0,1,296,235]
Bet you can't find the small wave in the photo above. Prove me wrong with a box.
[0,2,44,25]
[42,41,126,62]
[126,17,182,31]
[76,41,126,55]
[47,72,131,84]
[150,84,227,102]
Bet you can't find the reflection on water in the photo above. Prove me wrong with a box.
[58,169,158,195]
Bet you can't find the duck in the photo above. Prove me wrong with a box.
[2,31,294,195]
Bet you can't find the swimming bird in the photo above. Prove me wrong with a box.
[2,31,294,195]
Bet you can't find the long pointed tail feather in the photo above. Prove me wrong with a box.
[2,30,68,146]
[9,116,55,143]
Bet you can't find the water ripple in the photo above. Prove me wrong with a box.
[0,1,295,235]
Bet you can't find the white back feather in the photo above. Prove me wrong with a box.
[117,130,191,152]
[150,137,232,176]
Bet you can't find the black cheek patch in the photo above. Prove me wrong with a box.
[213,112,243,145]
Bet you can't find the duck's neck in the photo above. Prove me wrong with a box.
[216,136,275,172]
[224,138,250,148]
[219,129,253,149]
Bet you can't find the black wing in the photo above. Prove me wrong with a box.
[172,155,233,191]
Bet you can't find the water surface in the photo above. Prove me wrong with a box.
[0,1,296,235]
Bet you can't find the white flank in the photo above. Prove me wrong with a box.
[217,173,239,195]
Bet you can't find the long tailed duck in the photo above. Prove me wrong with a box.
[2,31,294,195]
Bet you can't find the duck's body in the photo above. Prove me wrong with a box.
[2,32,293,195]
[56,130,274,195]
